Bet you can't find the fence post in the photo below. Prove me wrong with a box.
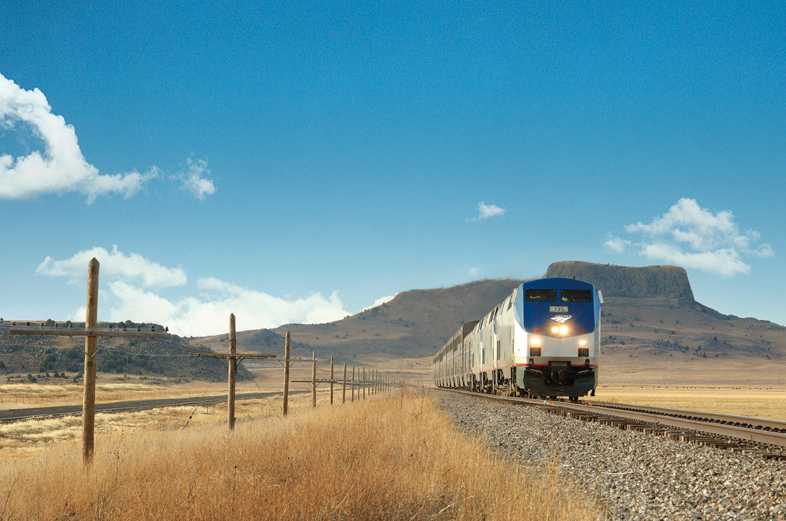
[342,362,347,404]
[82,258,99,465]
[228,313,237,430]
[312,350,317,408]
[330,355,334,405]
[351,367,355,402]
[283,331,291,416]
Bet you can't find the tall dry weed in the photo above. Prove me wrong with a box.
[0,389,603,520]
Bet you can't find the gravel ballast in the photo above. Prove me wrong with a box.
[432,390,786,520]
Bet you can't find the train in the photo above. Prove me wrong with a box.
[433,277,602,401]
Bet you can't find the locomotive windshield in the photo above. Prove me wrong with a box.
[525,289,557,302]
[560,289,592,302]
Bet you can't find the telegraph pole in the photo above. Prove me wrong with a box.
[10,258,171,465]
[189,314,276,429]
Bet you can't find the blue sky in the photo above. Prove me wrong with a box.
[1,1,784,336]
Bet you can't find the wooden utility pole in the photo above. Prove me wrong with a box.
[283,332,291,416]
[330,355,334,405]
[189,314,276,429]
[82,258,99,463]
[10,258,171,465]
[342,362,347,404]
[228,314,237,429]
[311,351,317,407]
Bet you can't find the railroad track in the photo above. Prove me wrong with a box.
[445,389,786,459]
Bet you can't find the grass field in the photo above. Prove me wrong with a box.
[2,353,785,519]
[0,388,603,520]
[587,355,786,420]
[590,385,786,421]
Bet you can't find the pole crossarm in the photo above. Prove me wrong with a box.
[292,378,340,384]
[189,353,276,359]
[292,378,369,385]
[10,328,171,339]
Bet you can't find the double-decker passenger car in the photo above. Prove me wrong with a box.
[433,277,602,400]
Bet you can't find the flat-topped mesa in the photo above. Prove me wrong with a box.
[545,261,695,305]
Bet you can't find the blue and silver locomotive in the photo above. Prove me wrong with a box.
[434,277,602,400]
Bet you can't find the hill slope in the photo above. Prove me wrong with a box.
[0,320,245,381]
[203,262,786,365]
[546,261,785,361]
[6,263,784,379]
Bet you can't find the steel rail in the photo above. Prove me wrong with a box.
[588,401,786,432]
[442,389,786,448]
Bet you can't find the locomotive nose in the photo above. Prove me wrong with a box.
[550,368,568,383]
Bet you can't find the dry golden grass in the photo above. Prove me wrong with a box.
[0,389,604,521]
[589,355,786,420]
[0,386,302,461]
[0,376,264,408]
[591,384,786,421]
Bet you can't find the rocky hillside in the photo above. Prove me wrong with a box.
[0,320,246,381]
[199,279,524,363]
[202,262,786,365]
[546,261,695,303]
[5,262,784,379]
[546,261,784,361]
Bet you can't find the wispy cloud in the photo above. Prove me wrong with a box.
[0,73,156,202]
[0,73,214,203]
[40,247,350,336]
[605,198,773,277]
[361,294,397,311]
[36,245,187,288]
[603,234,631,255]
[469,201,506,221]
[177,158,215,201]
[468,266,482,278]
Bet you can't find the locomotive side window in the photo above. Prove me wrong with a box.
[525,289,557,302]
[560,289,592,302]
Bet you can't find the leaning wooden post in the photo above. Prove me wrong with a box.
[283,331,291,416]
[311,350,317,408]
[342,362,347,404]
[228,313,237,430]
[82,258,99,465]
[330,355,334,405]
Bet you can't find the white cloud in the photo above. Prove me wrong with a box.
[177,158,215,201]
[608,198,773,277]
[469,201,506,221]
[603,234,631,254]
[101,278,350,337]
[468,266,482,278]
[361,294,397,311]
[0,73,157,203]
[36,245,187,288]
[43,247,350,337]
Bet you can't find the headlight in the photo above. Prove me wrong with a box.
[551,326,559,334]
[559,325,568,335]
[531,337,541,346]
[579,339,587,346]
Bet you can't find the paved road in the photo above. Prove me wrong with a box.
[0,391,299,423]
